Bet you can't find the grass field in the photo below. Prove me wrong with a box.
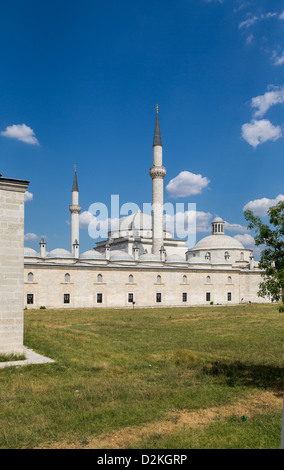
[0,303,283,449]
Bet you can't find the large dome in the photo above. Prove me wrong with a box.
[119,212,152,231]
[193,234,245,251]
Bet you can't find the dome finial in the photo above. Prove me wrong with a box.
[156,103,159,114]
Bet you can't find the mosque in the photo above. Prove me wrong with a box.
[23,110,267,309]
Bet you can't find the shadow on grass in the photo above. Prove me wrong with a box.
[202,361,284,393]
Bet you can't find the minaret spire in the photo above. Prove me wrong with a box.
[149,105,166,254]
[72,164,79,192]
[153,104,163,147]
[69,165,81,257]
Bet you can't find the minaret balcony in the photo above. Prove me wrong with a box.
[69,204,81,214]
[149,166,166,179]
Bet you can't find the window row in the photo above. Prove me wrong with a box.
[26,292,187,305]
[206,292,232,302]
[26,291,233,305]
[27,273,189,284]
[27,272,234,286]
[206,276,232,284]
[204,252,244,261]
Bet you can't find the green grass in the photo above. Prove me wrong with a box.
[0,353,26,363]
[0,303,283,449]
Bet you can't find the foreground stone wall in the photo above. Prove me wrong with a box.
[0,176,29,354]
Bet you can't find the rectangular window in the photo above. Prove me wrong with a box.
[128,293,134,304]
[64,294,70,304]
[97,293,103,304]
[182,292,187,302]
[227,292,232,301]
[156,292,162,303]
[27,294,34,305]
[206,292,211,302]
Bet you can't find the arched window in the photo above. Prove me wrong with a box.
[129,274,134,283]
[65,273,70,283]
[97,273,103,283]
[227,276,232,284]
[206,275,211,284]
[240,252,244,261]
[205,252,211,260]
[157,275,161,284]
[224,251,230,260]
[28,272,33,282]
[183,275,187,284]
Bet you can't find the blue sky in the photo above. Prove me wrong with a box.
[1,0,284,255]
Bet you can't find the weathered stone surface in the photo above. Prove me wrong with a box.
[0,177,29,354]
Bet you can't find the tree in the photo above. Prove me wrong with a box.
[244,200,284,304]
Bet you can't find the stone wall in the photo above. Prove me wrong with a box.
[23,263,268,309]
[0,176,29,354]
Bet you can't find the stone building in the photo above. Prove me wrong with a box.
[0,174,29,353]
[23,110,267,309]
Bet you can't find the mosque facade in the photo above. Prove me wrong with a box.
[23,111,268,309]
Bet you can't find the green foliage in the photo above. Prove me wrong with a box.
[40,306,46,310]
[244,201,284,303]
[279,305,284,313]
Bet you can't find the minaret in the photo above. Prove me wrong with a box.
[149,105,166,254]
[69,165,81,256]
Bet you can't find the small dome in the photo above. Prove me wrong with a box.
[139,253,160,262]
[24,247,40,257]
[47,248,73,258]
[80,250,104,260]
[109,250,134,261]
[166,254,186,263]
[212,216,224,223]
[193,234,244,251]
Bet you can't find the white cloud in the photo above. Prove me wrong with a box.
[279,10,284,20]
[24,233,39,241]
[239,15,258,29]
[234,233,255,247]
[24,190,33,202]
[79,211,95,229]
[272,51,284,66]
[1,124,39,145]
[239,12,277,29]
[234,2,250,13]
[225,222,248,233]
[164,210,212,235]
[241,119,282,147]
[246,34,254,45]
[251,86,284,117]
[243,194,284,216]
[79,210,119,232]
[166,171,210,198]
